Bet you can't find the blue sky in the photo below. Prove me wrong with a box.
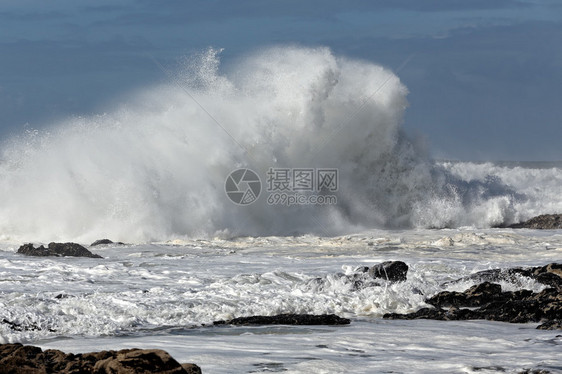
[1,0,561,160]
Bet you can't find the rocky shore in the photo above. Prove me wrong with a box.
[384,263,561,329]
[0,344,201,374]
[17,242,103,258]
[507,213,562,229]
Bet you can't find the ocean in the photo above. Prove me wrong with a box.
[0,46,560,373]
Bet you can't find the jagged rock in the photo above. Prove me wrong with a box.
[368,261,408,282]
[91,239,125,247]
[384,263,562,329]
[509,214,562,229]
[0,343,201,374]
[427,282,504,308]
[454,263,561,291]
[213,313,350,326]
[384,285,561,328]
[17,242,103,258]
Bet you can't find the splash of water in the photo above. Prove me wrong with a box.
[0,46,556,243]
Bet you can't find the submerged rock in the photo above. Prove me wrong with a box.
[509,214,562,229]
[17,242,103,258]
[214,313,350,326]
[384,263,561,329]
[0,344,201,374]
[1,318,54,332]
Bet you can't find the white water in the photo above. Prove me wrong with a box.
[1,46,560,243]
[0,229,561,373]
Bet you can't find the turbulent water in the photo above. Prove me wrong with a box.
[1,46,560,243]
[0,231,561,373]
[0,46,561,373]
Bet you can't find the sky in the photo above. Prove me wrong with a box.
[1,0,561,161]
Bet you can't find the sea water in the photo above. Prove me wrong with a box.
[0,46,561,373]
[0,230,561,373]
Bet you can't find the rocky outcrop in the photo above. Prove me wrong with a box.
[355,261,409,282]
[457,263,561,291]
[90,239,125,247]
[17,242,102,258]
[509,214,562,229]
[368,261,409,282]
[384,263,561,330]
[0,344,201,374]
[214,314,350,326]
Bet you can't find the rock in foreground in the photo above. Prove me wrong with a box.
[509,214,562,229]
[214,313,350,326]
[17,242,103,258]
[0,344,201,374]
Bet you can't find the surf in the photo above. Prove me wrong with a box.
[0,46,559,242]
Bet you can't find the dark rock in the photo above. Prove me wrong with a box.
[368,261,408,282]
[450,263,561,291]
[17,242,103,258]
[0,343,201,374]
[91,239,126,247]
[181,363,203,374]
[384,263,561,329]
[509,214,562,229]
[427,282,504,308]
[385,284,561,328]
[537,319,562,330]
[2,319,41,332]
[1,318,56,333]
[214,313,350,326]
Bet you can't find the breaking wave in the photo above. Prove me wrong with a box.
[0,46,560,242]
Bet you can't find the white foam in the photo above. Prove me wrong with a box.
[0,47,560,243]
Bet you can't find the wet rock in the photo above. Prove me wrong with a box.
[509,214,562,229]
[368,261,408,282]
[427,282,504,308]
[385,285,561,328]
[0,343,201,374]
[536,319,562,330]
[384,263,561,329]
[91,239,126,247]
[1,319,49,332]
[449,263,561,291]
[214,313,350,326]
[17,242,103,258]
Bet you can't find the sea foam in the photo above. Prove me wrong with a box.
[0,46,559,242]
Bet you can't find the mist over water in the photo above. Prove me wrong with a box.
[0,46,560,243]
